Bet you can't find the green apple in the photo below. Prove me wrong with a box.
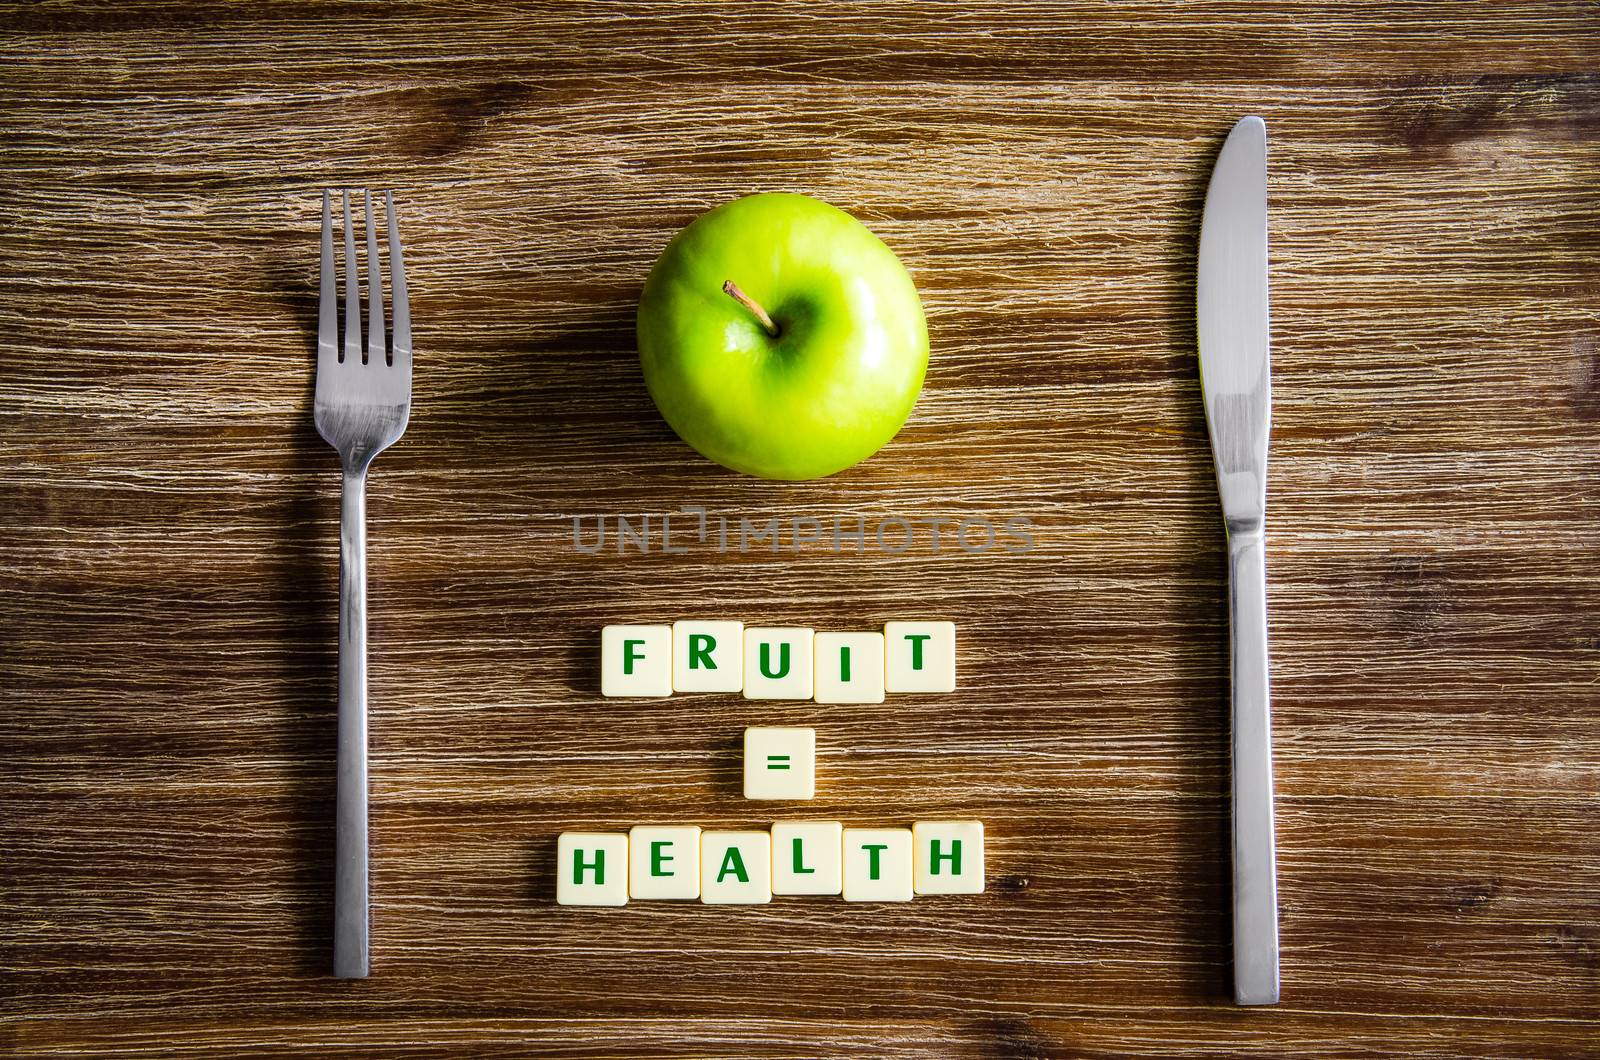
[638,192,928,480]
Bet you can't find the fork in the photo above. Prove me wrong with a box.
[315,189,411,979]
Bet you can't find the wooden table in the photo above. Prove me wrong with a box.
[4,3,1598,1056]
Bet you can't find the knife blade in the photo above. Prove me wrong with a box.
[1197,114,1280,1006]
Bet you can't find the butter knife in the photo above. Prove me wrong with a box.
[1197,115,1280,1006]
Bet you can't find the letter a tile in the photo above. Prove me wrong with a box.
[701,831,772,904]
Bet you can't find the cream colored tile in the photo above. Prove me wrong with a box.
[743,726,815,800]
[884,621,956,694]
[771,820,843,896]
[672,620,744,693]
[813,632,885,704]
[842,827,913,902]
[742,627,815,700]
[555,832,629,906]
[628,825,702,900]
[600,625,672,698]
[700,831,773,904]
[912,820,985,895]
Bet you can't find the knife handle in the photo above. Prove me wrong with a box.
[1228,527,1279,1005]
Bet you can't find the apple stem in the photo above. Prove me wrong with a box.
[723,280,781,338]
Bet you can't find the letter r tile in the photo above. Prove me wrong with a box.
[673,620,744,693]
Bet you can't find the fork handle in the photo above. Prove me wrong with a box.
[1229,527,1279,1004]
[335,467,370,978]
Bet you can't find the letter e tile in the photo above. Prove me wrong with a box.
[628,825,702,900]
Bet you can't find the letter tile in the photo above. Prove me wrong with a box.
[700,830,773,904]
[628,825,702,900]
[556,832,629,906]
[601,625,672,698]
[771,820,843,896]
[742,627,815,700]
[884,621,957,694]
[842,827,913,902]
[673,620,745,693]
[743,726,816,800]
[813,632,885,705]
[912,820,985,895]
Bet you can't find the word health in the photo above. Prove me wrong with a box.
[557,821,985,906]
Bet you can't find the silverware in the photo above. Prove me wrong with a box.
[1197,116,1279,1006]
[315,190,412,978]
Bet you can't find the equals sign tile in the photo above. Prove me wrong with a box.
[766,755,791,771]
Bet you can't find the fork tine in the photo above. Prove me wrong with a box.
[365,190,386,366]
[318,191,336,372]
[386,191,411,375]
[343,191,361,364]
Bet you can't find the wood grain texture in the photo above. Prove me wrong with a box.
[2,1,1599,1056]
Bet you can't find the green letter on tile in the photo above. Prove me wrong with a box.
[689,633,717,670]
[862,843,887,880]
[929,839,962,876]
[760,641,791,679]
[650,841,674,877]
[573,848,605,885]
[791,836,815,875]
[717,845,750,884]
[906,633,932,670]
[623,639,645,675]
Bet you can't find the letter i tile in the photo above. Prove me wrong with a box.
[814,632,886,705]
